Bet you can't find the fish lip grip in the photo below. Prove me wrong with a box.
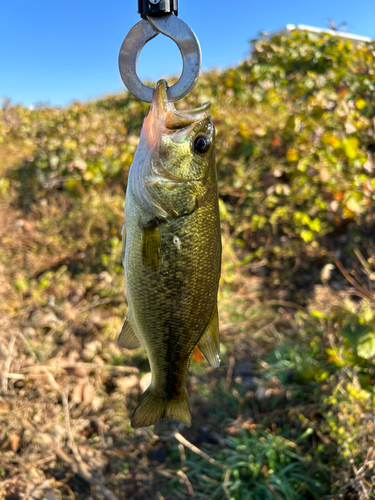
[118,13,201,103]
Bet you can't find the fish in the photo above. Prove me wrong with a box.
[118,79,221,428]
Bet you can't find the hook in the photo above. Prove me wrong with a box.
[118,15,201,103]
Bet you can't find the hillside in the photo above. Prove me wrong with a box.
[1,29,375,499]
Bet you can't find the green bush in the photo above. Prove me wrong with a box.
[3,30,375,284]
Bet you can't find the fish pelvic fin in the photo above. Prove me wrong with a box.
[117,315,141,349]
[197,303,220,368]
[131,388,191,428]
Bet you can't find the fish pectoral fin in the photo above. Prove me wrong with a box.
[132,387,191,428]
[197,304,220,368]
[141,221,162,272]
[117,315,141,349]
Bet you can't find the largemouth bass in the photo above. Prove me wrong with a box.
[118,80,221,428]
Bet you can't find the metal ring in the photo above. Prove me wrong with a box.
[118,15,201,103]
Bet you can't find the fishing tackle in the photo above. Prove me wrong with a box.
[119,0,201,103]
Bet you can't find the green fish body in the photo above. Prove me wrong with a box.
[118,80,221,428]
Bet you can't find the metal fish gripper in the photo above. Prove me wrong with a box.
[118,0,201,103]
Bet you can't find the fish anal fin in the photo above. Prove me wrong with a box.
[141,221,162,272]
[117,315,141,349]
[197,304,220,368]
[131,387,191,428]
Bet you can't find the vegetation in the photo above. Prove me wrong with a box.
[1,29,375,499]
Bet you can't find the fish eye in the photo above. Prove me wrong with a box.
[193,135,211,154]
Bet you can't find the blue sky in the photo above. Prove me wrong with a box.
[1,0,375,107]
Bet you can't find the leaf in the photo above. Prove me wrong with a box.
[357,332,375,359]
[218,198,231,221]
[296,428,313,442]
[343,137,359,159]
[324,134,341,149]
[309,218,322,232]
[9,435,21,453]
[336,85,349,99]
[343,325,375,360]
[310,310,328,319]
[345,197,361,214]
[355,98,367,110]
[343,207,356,219]
[300,230,314,242]
[286,149,299,162]
[342,323,369,346]
[333,190,344,202]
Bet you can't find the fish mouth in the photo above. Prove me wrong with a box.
[143,80,211,146]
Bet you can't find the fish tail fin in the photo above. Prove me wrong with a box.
[131,387,191,428]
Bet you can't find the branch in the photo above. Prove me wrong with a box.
[174,432,225,470]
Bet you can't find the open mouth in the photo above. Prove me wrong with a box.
[143,80,211,146]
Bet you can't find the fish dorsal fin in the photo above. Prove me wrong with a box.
[141,221,162,272]
[197,304,220,368]
[117,315,141,349]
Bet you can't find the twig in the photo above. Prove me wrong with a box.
[140,427,158,444]
[44,370,83,465]
[2,373,25,380]
[316,429,331,445]
[44,370,120,500]
[341,289,375,301]
[220,320,249,332]
[225,356,235,389]
[56,449,120,500]
[252,318,278,339]
[21,362,139,374]
[17,330,38,362]
[177,470,195,498]
[222,469,231,500]
[174,432,225,470]
[334,256,373,300]
[54,480,75,500]
[156,468,174,479]
[80,296,120,312]
[2,336,16,393]
[344,443,368,497]
[354,248,373,278]
[199,473,220,485]
[240,258,267,271]
[258,402,324,417]
[265,300,307,312]
[266,483,284,500]
[25,479,55,500]
[178,443,186,469]
[351,268,371,292]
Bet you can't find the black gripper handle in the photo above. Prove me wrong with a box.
[138,0,178,18]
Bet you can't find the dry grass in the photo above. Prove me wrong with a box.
[2,72,375,496]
